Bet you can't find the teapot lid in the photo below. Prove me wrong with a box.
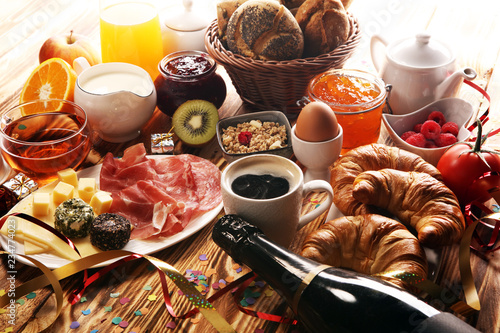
[388,33,454,67]
[163,0,212,32]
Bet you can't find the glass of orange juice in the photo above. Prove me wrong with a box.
[100,0,164,80]
[306,69,389,154]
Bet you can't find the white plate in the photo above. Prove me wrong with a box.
[0,156,223,269]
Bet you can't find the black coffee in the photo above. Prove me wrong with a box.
[231,174,289,199]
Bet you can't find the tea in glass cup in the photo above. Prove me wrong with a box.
[100,0,164,79]
[307,69,389,154]
[0,99,92,185]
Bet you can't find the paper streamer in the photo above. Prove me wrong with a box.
[0,250,236,333]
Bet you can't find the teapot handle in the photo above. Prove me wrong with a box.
[370,34,389,72]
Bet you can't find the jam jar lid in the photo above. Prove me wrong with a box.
[163,0,212,32]
[159,50,216,78]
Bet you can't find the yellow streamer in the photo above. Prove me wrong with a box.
[0,250,236,333]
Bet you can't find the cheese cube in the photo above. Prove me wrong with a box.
[53,182,74,206]
[32,192,50,216]
[89,191,113,215]
[78,178,96,202]
[57,168,78,187]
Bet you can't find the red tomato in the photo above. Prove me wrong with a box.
[437,130,500,206]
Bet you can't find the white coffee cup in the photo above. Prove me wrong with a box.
[221,154,333,248]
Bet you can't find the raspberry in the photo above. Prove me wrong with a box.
[428,111,446,126]
[413,123,422,133]
[405,133,426,147]
[441,121,459,136]
[425,140,438,148]
[401,131,416,141]
[238,131,252,146]
[436,133,458,147]
[420,120,441,140]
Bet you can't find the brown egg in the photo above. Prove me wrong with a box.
[295,101,339,142]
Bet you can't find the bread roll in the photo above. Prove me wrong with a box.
[217,0,249,44]
[226,0,304,60]
[352,169,465,247]
[295,0,350,57]
[301,214,428,290]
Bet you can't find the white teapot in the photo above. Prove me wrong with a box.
[370,33,477,115]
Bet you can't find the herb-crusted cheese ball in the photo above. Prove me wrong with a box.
[54,198,94,238]
[90,213,131,251]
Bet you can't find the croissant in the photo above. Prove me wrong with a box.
[352,169,465,247]
[330,144,442,217]
[301,214,428,290]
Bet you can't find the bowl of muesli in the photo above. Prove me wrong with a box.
[216,111,293,163]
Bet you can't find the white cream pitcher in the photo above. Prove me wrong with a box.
[370,33,477,115]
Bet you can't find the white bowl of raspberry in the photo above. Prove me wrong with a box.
[382,97,474,166]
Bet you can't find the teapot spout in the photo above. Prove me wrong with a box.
[436,67,477,99]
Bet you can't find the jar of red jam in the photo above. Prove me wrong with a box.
[154,50,227,116]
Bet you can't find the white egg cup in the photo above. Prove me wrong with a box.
[291,124,343,183]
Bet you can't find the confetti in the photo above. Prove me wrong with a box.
[26,292,36,299]
[4,327,13,333]
[112,317,122,325]
[69,321,80,329]
[0,308,6,314]
[206,268,216,277]
[246,297,256,305]
[211,282,220,290]
[90,330,99,333]
[16,299,25,305]
[147,294,157,301]
[0,289,5,296]
[104,306,113,312]
[226,275,235,283]
[235,267,242,273]
[200,261,208,266]
[130,327,142,333]
[198,254,208,261]
[177,290,184,296]
[264,289,274,297]
[139,307,149,315]
[232,263,240,270]
[82,309,91,315]
[240,299,249,307]
[119,297,130,305]
[110,292,120,298]
[80,296,88,303]
[119,320,129,328]
[134,310,142,316]
[255,281,266,288]
[166,321,176,329]
[142,285,152,291]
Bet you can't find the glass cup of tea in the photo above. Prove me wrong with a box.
[99,0,164,80]
[305,69,390,154]
[0,99,92,185]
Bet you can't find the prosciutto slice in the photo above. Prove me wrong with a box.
[100,143,222,239]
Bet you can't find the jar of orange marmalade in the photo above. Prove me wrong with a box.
[305,69,389,153]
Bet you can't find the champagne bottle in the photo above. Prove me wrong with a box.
[212,215,480,333]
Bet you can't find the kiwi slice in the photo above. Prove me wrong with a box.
[172,100,219,146]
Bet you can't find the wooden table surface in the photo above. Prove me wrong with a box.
[1,0,500,332]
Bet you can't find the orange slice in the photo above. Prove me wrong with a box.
[19,58,77,115]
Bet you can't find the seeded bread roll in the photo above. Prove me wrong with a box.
[226,0,304,61]
[295,0,350,57]
[217,0,248,45]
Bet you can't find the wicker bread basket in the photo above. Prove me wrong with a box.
[205,14,362,114]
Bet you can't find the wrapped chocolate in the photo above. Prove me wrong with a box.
[151,133,174,154]
[0,173,38,215]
